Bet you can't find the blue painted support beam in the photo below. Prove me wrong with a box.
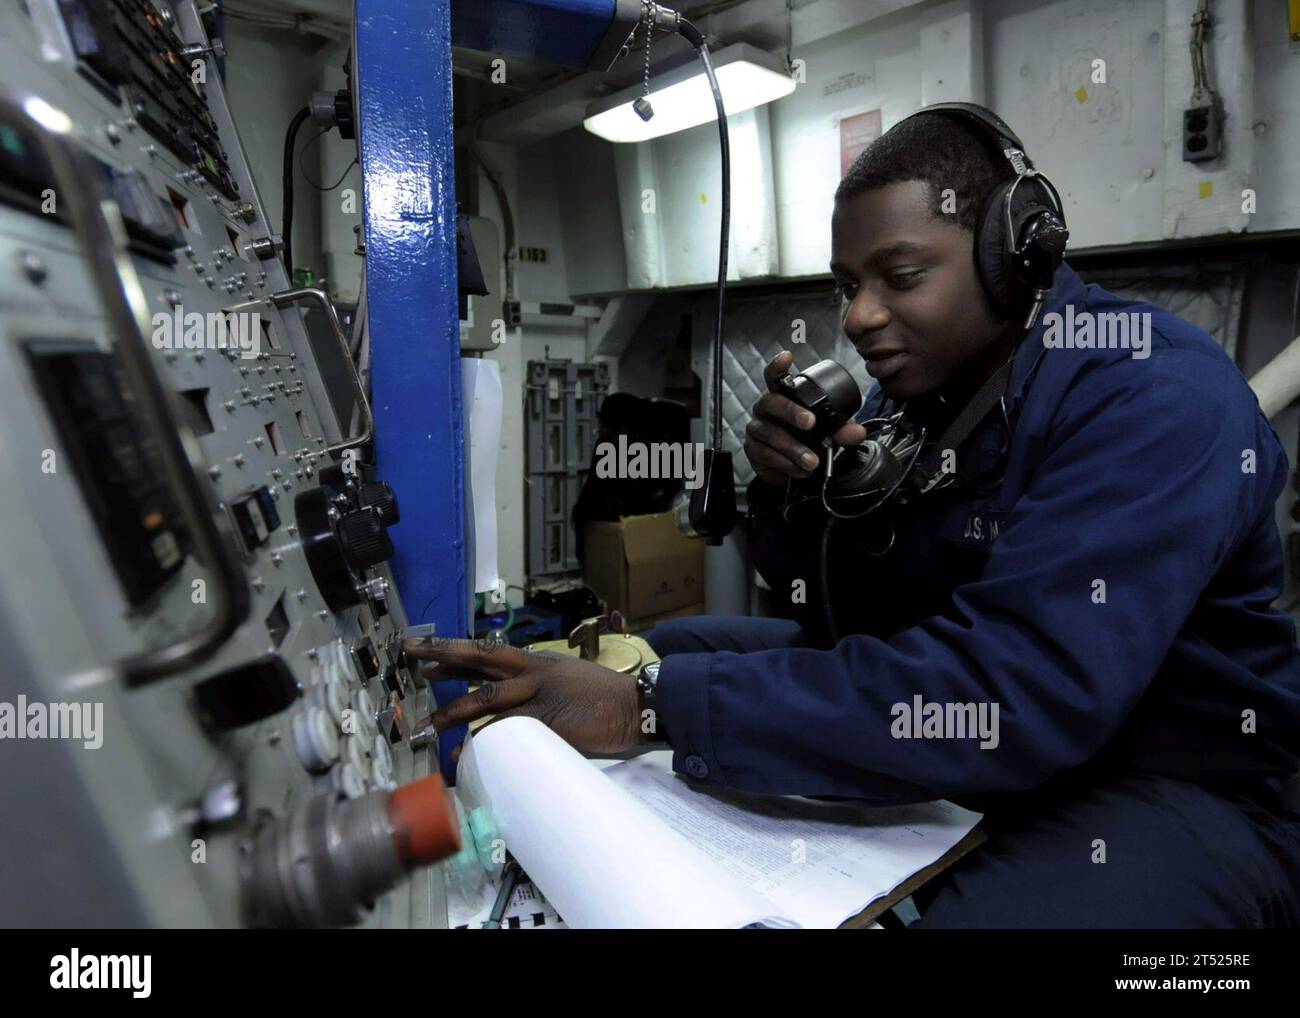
[451,0,621,69]
[357,0,469,777]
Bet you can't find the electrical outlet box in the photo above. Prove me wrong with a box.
[1183,104,1223,162]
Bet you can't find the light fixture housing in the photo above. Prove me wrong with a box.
[583,42,796,143]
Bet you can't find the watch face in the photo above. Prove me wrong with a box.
[643,662,661,684]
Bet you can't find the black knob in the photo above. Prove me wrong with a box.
[358,481,400,527]
[296,487,361,611]
[338,508,393,570]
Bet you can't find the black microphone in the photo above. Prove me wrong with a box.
[775,359,863,446]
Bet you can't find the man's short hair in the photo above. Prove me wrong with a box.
[834,112,1011,232]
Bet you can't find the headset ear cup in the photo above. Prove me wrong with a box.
[975,182,1016,317]
[1010,190,1068,298]
[976,180,1064,320]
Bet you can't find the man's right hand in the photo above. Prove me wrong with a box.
[744,350,867,486]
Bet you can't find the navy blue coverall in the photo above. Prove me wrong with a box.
[646,264,1300,927]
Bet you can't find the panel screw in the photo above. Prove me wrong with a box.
[17,250,47,284]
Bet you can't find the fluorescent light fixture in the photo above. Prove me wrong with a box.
[583,42,795,143]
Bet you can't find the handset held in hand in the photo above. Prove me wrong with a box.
[775,359,863,447]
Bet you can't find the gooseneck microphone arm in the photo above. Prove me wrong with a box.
[676,17,730,454]
[625,7,738,544]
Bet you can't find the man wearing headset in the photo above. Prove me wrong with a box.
[406,105,1300,927]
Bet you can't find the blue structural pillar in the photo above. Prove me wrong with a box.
[450,0,622,68]
[356,0,468,778]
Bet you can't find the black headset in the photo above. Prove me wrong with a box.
[897,102,1069,329]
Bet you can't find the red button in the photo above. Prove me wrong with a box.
[387,773,461,867]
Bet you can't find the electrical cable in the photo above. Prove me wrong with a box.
[282,106,310,277]
[348,268,370,439]
[351,269,367,359]
[298,126,357,191]
[819,518,838,645]
[352,321,371,437]
[1189,0,1215,102]
[1192,0,1207,92]
[785,0,795,74]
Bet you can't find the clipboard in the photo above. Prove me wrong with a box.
[838,823,988,928]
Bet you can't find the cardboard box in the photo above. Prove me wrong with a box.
[582,511,704,629]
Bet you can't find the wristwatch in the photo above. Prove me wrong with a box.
[636,661,669,743]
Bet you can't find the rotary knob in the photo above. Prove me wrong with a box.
[338,508,393,570]
[306,663,349,725]
[293,707,340,773]
[358,481,399,527]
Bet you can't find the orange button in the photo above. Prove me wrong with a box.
[387,773,461,867]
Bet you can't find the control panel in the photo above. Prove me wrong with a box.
[0,1,453,927]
